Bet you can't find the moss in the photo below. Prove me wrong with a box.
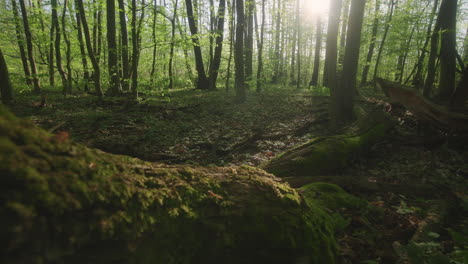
[262,123,391,177]
[0,108,338,264]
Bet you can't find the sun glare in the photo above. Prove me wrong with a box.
[304,0,330,17]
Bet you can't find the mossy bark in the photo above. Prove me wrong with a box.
[261,111,393,177]
[0,106,337,264]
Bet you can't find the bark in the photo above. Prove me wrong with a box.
[185,0,209,89]
[310,16,322,87]
[11,0,31,86]
[323,0,343,91]
[255,0,265,92]
[49,2,56,87]
[373,0,395,83]
[76,0,103,97]
[150,0,158,86]
[295,0,301,90]
[118,0,130,91]
[234,0,246,103]
[437,0,457,101]
[396,22,416,83]
[106,0,122,95]
[225,0,235,92]
[412,0,439,89]
[244,0,254,86]
[423,10,441,97]
[360,0,380,86]
[450,67,468,107]
[0,107,337,264]
[130,0,145,99]
[271,0,281,83]
[61,0,73,94]
[208,0,226,90]
[0,48,13,103]
[18,0,42,93]
[338,0,350,65]
[333,0,366,123]
[71,0,90,91]
[52,0,69,94]
[377,78,468,131]
[167,0,179,90]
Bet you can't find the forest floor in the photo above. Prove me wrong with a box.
[10,87,468,264]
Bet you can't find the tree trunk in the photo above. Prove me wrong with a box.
[272,0,281,83]
[323,0,343,91]
[225,0,235,92]
[11,0,31,86]
[295,0,301,89]
[423,11,442,97]
[373,0,395,83]
[106,0,122,95]
[244,0,254,87]
[150,0,158,86]
[70,0,90,91]
[48,2,56,88]
[396,22,416,83]
[0,107,337,264]
[118,0,130,91]
[234,0,246,103]
[412,0,439,89]
[185,0,209,89]
[76,0,103,97]
[310,16,322,87]
[255,0,265,92]
[338,0,350,65]
[167,0,179,90]
[333,0,366,123]
[61,0,73,94]
[360,0,379,86]
[0,48,13,103]
[450,67,468,107]
[18,0,42,93]
[208,0,226,90]
[52,0,69,94]
[437,0,457,101]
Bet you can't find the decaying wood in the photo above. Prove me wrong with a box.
[376,78,468,131]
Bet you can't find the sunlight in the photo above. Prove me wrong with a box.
[304,0,330,17]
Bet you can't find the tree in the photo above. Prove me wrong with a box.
[207,0,226,90]
[106,0,122,95]
[18,0,41,93]
[373,0,396,83]
[323,0,343,91]
[333,0,366,122]
[118,0,130,91]
[310,16,323,87]
[437,0,457,101]
[0,48,13,103]
[234,0,246,103]
[52,0,70,94]
[255,0,265,92]
[185,0,209,89]
[10,0,31,86]
[360,0,380,86]
[76,0,103,97]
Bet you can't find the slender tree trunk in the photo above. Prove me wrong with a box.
[310,16,323,87]
[176,15,194,83]
[62,0,73,94]
[323,0,343,92]
[52,0,68,94]
[255,0,265,92]
[290,1,297,85]
[244,0,254,87]
[48,3,56,87]
[272,0,281,83]
[208,0,226,90]
[360,0,380,86]
[235,0,246,103]
[71,0,90,91]
[226,0,235,92]
[76,0,103,97]
[106,0,122,95]
[130,0,144,99]
[338,0,350,64]
[0,48,13,104]
[396,22,417,83]
[334,0,366,123]
[423,11,442,97]
[150,0,158,86]
[167,0,179,90]
[296,0,301,89]
[185,0,209,89]
[11,0,31,86]
[118,0,130,91]
[18,0,41,93]
[412,0,439,89]
[438,0,457,101]
[373,0,395,83]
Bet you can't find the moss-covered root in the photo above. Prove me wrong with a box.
[261,119,393,178]
[0,105,337,264]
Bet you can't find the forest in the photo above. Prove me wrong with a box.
[0,0,468,263]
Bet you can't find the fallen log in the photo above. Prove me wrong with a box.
[376,78,468,131]
[261,110,394,178]
[0,106,337,264]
